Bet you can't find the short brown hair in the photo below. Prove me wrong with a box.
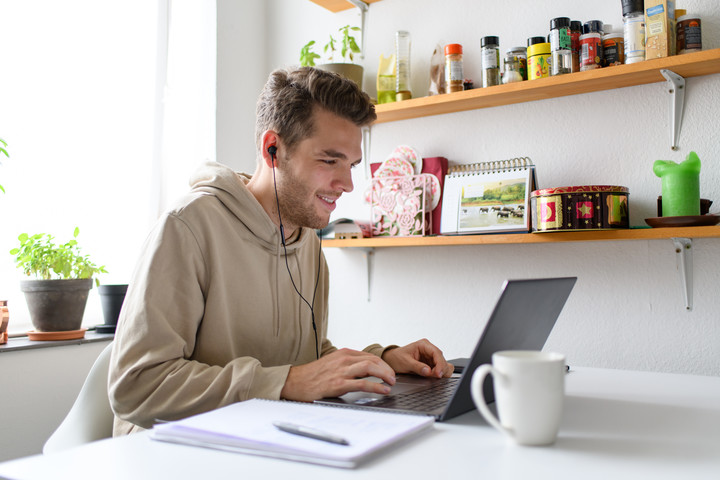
[255,67,376,154]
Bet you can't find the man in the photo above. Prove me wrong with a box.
[109,67,452,435]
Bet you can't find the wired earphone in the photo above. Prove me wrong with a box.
[268,144,322,360]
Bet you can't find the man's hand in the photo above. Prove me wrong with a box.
[280,348,396,402]
[382,339,454,378]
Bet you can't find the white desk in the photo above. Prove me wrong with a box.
[1,367,719,480]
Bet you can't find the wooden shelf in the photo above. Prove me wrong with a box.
[309,0,381,13]
[323,226,720,248]
[374,48,720,124]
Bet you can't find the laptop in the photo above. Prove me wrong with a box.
[315,277,577,422]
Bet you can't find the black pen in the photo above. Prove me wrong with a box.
[273,421,350,446]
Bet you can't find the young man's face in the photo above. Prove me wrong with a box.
[275,107,362,232]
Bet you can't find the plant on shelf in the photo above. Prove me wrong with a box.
[10,227,107,333]
[299,25,364,88]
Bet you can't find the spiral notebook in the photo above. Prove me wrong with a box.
[440,157,536,235]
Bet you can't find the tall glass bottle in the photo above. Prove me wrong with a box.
[395,31,412,100]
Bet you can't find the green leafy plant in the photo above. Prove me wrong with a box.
[299,25,361,67]
[0,138,8,194]
[10,227,107,284]
[300,40,321,67]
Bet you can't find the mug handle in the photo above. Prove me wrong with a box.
[471,365,511,438]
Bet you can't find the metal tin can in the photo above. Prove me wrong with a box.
[527,42,551,80]
[530,185,629,232]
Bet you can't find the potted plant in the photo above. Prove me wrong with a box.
[300,25,363,88]
[9,227,107,333]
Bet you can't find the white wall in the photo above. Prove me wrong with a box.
[0,341,109,462]
[220,0,720,376]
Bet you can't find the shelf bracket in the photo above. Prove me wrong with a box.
[360,247,374,301]
[345,0,369,59]
[660,69,686,151]
[672,237,693,311]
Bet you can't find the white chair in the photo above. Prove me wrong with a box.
[43,341,115,454]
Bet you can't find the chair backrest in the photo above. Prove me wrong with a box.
[43,341,115,454]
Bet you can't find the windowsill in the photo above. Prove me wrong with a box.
[0,329,114,353]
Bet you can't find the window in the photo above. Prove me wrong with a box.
[0,0,216,333]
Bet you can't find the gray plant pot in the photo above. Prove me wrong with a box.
[20,278,93,332]
[317,63,364,89]
[98,284,128,327]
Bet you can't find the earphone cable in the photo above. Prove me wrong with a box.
[271,153,321,360]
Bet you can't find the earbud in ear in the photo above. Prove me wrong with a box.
[267,145,277,156]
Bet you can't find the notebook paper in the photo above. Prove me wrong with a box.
[151,398,435,468]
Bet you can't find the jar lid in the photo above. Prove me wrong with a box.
[509,46,526,54]
[603,32,624,40]
[550,17,571,30]
[444,43,463,55]
[677,14,700,22]
[621,0,643,16]
[675,9,687,18]
[571,20,582,31]
[527,42,551,57]
[481,36,499,47]
[527,36,546,46]
[583,20,603,34]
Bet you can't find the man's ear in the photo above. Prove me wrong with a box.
[261,130,280,168]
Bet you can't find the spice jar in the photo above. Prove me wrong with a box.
[550,17,572,76]
[622,0,645,64]
[602,31,624,66]
[677,15,702,54]
[502,50,524,84]
[444,43,464,93]
[570,20,582,72]
[508,46,528,80]
[580,20,603,71]
[527,42,550,80]
[481,36,500,87]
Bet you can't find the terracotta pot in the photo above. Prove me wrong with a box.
[20,278,93,332]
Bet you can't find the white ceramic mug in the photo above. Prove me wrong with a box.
[471,350,566,446]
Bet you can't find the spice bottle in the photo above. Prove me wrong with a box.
[395,31,412,100]
[677,15,702,54]
[444,43,464,93]
[502,50,524,84]
[622,0,645,64]
[481,36,500,87]
[550,17,572,76]
[527,42,551,80]
[603,30,624,67]
[580,20,603,71]
[508,46,528,80]
[570,20,582,72]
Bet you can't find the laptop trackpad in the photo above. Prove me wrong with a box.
[339,375,433,404]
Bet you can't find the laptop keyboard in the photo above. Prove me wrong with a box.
[371,377,460,411]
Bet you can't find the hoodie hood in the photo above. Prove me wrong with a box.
[188,161,313,254]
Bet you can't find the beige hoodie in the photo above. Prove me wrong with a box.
[109,162,386,435]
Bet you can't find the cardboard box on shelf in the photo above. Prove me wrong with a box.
[645,0,676,58]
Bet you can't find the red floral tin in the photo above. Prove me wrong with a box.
[530,185,629,232]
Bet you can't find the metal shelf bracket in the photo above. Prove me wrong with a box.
[345,0,369,59]
[672,237,693,311]
[360,247,375,301]
[660,69,686,151]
